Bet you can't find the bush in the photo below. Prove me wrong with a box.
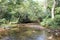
[40,18,53,27]
[54,15,60,26]
[55,7,60,15]
[41,15,60,29]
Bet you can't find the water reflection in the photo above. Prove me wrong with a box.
[0,27,59,40]
[36,31,47,40]
[0,32,47,40]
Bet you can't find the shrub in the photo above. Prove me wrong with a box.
[40,18,53,27]
[41,15,60,29]
[55,7,60,15]
[54,15,60,26]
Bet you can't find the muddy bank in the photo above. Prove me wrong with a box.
[17,23,45,30]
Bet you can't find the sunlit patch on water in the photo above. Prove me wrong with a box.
[36,31,47,40]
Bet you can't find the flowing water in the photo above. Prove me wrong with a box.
[0,25,60,40]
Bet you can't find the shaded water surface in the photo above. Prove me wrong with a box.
[0,26,60,40]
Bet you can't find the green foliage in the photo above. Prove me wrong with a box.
[0,0,60,29]
[40,0,60,29]
[54,15,60,26]
[55,7,60,15]
[0,0,50,25]
[40,18,52,27]
[41,15,60,29]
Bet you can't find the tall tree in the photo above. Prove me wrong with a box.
[51,0,56,19]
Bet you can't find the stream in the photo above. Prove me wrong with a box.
[0,24,60,40]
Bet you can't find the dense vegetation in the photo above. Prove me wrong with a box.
[0,0,60,29]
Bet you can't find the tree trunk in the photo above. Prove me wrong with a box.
[51,0,56,19]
